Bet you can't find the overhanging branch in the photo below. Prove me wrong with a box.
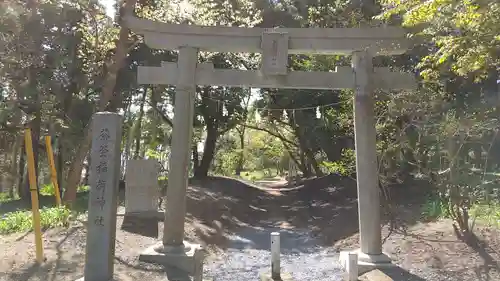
[147,100,173,127]
[239,123,297,147]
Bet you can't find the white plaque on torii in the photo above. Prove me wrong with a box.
[261,29,289,76]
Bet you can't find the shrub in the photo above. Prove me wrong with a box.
[470,203,500,228]
[0,206,71,234]
[0,192,15,203]
[421,195,451,220]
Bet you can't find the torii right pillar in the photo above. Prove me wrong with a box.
[350,50,392,272]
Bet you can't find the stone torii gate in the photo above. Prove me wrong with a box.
[126,16,416,276]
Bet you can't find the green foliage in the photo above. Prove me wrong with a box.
[422,196,500,229]
[320,149,356,176]
[40,184,88,196]
[39,184,55,196]
[421,195,452,220]
[0,206,71,234]
[78,185,90,193]
[378,0,500,80]
[470,204,500,228]
[213,127,287,176]
[239,169,279,182]
[0,192,17,203]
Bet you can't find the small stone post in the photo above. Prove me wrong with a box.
[163,46,198,249]
[260,231,293,281]
[271,232,281,279]
[352,51,390,267]
[346,252,358,281]
[82,112,122,281]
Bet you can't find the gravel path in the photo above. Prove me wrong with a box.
[204,225,344,281]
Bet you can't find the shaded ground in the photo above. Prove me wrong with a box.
[335,220,500,281]
[0,175,499,281]
[204,224,345,281]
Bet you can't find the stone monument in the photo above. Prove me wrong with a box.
[126,15,416,278]
[125,159,160,216]
[120,159,162,237]
[77,112,122,281]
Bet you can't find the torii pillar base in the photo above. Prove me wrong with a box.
[339,250,394,276]
[139,241,206,281]
[260,272,294,281]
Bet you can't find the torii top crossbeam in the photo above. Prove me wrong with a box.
[125,16,411,55]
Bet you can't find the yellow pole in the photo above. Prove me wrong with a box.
[24,128,44,263]
[45,136,61,206]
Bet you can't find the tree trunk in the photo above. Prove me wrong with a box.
[63,0,138,206]
[21,116,41,204]
[295,131,313,177]
[83,153,90,185]
[134,87,148,158]
[298,150,312,177]
[150,87,160,150]
[308,153,323,176]
[194,125,218,179]
[192,145,199,170]
[123,101,133,176]
[17,142,26,197]
[56,140,63,198]
[235,126,245,176]
[8,135,21,198]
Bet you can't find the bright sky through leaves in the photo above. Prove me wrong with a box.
[99,0,115,18]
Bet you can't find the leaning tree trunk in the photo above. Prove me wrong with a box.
[63,0,138,206]
[194,124,218,179]
[235,126,245,176]
[308,152,323,176]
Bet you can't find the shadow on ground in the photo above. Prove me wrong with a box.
[360,268,428,281]
[185,175,427,252]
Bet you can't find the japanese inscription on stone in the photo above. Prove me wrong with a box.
[84,112,122,281]
[92,128,110,223]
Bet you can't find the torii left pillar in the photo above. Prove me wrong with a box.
[139,46,205,281]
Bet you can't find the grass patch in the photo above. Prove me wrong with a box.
[0,186,91,234]
[421,196,500,229]
[0,192,17,203]
[238,169,280,182]
[470,204,500,228]
[0,206,72,234]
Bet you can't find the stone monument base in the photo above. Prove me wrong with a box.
[139,241,204,280]
[339,249,393,275]
[120,213,160,238]
[260,272,294,281]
